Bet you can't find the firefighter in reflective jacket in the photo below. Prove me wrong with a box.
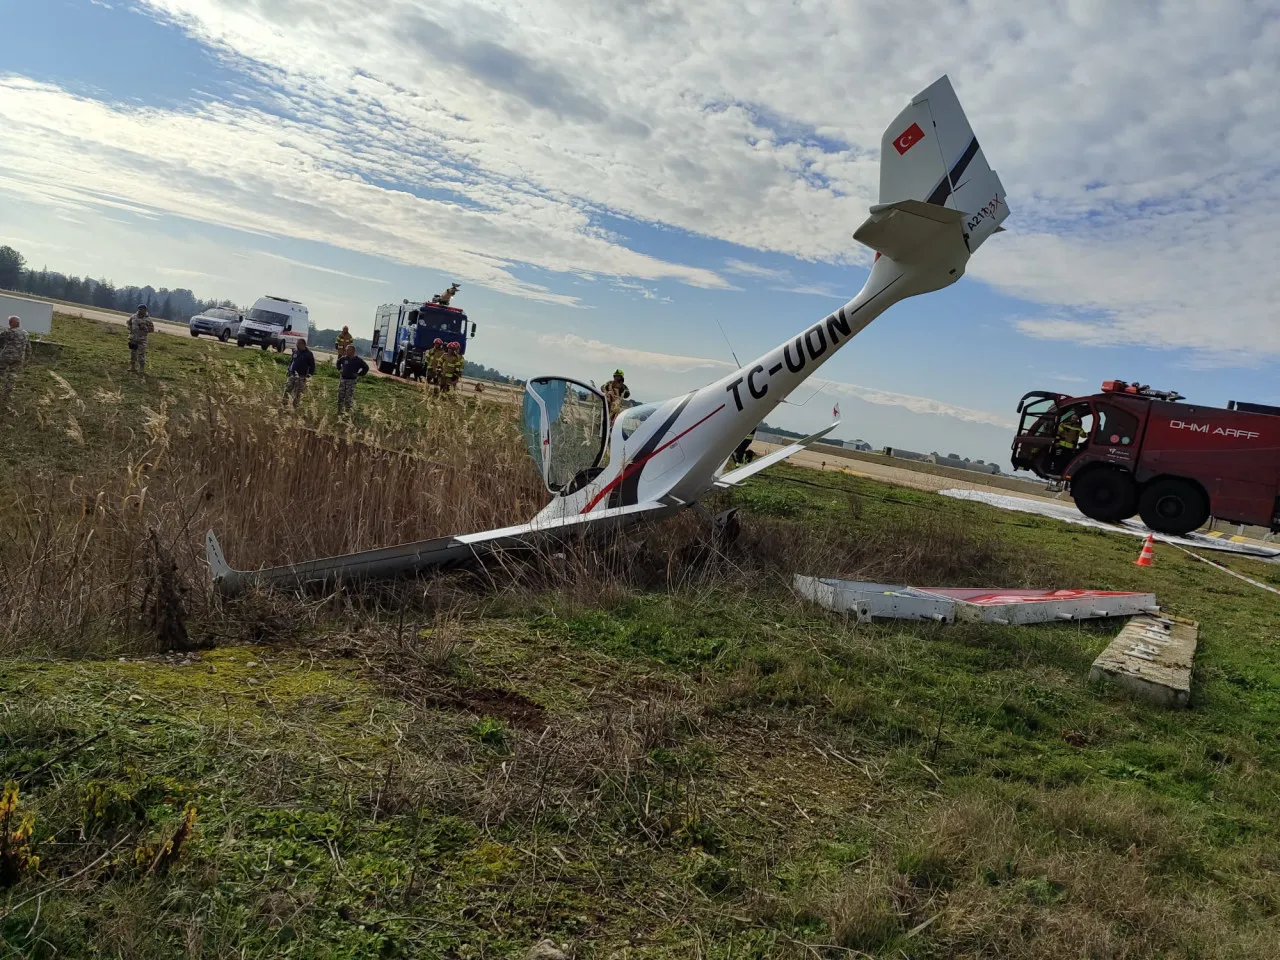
[441,341,465,393]
[334,326,354,356]
[426,338,446,388]
[1052,410,1086,472]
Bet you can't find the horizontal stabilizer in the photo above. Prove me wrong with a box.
[715,419,840,489]
[853,200,966,262]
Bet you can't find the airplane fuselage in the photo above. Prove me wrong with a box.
[535,244,970,524]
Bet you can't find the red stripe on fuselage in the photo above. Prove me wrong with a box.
[581,404,726,514]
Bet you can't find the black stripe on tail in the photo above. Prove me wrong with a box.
[926,137,979,207]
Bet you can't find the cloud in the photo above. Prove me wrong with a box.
[723,259,845,298]
[3,0,1279,365]
[813,379,1016,428]
[0,76,732,307]
[530,332,1012,425]
[534,333,735,376]
[724,258,787,280]
[253,251,391,285]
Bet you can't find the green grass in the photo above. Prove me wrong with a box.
[2,316,1280,958]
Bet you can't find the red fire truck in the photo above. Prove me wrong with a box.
[1011,381,1280,536]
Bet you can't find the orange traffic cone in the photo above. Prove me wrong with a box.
[1134,534,1155,567]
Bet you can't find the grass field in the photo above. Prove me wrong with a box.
[2,316,1280,959]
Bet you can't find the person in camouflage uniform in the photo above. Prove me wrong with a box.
[126,304,155,374]
[336,344,369,415]
[0,316,30,408]
[281,339,315,409]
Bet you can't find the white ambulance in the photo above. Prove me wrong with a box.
[235,296,311,352]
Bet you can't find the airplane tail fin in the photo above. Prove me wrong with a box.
[875,75,1008,254]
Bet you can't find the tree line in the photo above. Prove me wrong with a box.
[0,244,236,324]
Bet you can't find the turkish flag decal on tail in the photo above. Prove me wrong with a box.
[892,122,926,155]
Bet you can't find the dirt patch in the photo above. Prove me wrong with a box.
[431,686,546,727]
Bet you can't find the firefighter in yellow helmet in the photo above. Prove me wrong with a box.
[426,337,446,391]
[603,368,630,420]
[334,325,354,356]
[1052,409,1087,473]
[440,341,465,394]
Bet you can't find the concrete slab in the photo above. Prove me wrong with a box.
[1089,615,1198,708]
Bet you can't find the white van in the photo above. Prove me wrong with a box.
[189,306,243,342]
[236,296,311,352]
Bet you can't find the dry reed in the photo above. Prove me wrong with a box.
[1,356,1017,657]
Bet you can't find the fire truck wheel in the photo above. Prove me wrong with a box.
[1071,468,1137,524]
[1138,478,1209,536]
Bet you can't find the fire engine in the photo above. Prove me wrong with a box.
[371,295,476,379]
[1011,380,1280,535]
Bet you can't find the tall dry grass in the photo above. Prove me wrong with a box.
[1,356,1022,656]
[0,360,544,655]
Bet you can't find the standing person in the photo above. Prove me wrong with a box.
[281,339,315,409]
[603,369,630,420]
[441,341,464,394]
[0,315,30,409]
[334,325,354,357]
[1051,410,1087,473]
[126,304,155,375]
[336,344,369,415]
[426,338,446,391]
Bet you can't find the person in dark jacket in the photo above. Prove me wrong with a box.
[336,344,369,415]
[281,339,316,409]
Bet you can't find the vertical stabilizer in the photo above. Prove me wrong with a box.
[877,75,1008,253]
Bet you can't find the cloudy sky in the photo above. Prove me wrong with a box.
[2,0,1278,464]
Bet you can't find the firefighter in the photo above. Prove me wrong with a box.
[431,283,460,306]
[603,369,630,420]
[1052,410,1087,472]
[440,341,465,394]
[426,337,446,390]
[334,325,354,356]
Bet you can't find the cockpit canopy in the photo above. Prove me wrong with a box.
[521,377,610,494]
[615,403,657,441]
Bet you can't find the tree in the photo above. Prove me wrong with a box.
[0,246,25,291]
[160,295,174,322]
[92,278,117,309]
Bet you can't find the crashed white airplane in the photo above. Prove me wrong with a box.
[207,75,1010,594]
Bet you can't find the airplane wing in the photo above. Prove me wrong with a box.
[713,420,841,489]
[207,498,678,595]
